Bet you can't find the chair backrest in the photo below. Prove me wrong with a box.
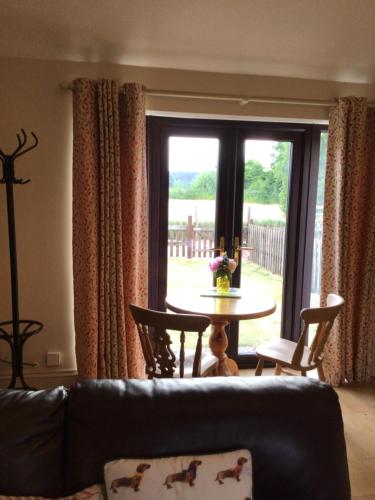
[129,304,211,378]
[292,293,344,367]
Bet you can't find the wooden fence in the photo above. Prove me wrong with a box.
[168,216,215,258]
[245,224,285,275]
[168,216,322,293]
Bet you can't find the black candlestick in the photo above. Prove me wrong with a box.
[0,129,43,389]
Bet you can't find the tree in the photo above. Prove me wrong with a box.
[271,142,291,213]
[243,159,278,203]
[169,181,189,199]
[188,171,217,199]
[169,170,218,200]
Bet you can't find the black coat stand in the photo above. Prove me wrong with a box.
[0,129,43,390]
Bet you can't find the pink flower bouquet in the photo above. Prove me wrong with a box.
[209,253,237,280]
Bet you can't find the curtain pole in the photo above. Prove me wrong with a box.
[60,81,375,108]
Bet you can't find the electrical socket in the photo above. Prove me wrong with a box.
[46,351,62,367]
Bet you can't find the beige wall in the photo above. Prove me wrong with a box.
[1,56,375,387]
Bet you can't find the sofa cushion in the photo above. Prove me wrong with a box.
[66,377,350,500]
[104,449,252,499]
[0,386,67,498]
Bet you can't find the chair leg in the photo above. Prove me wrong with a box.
[317,364,326,382]
[274,363,282,375]
[301,369,307,377]
[255,358,264,376]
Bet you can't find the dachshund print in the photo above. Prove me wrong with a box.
[164,460,202,489]
[215,456,248,484]
[110,463,151,493]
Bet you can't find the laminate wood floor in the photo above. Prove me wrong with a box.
[336,381,375,499]
[240,369,375,499]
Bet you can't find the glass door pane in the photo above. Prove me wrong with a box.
[310,131,328,307]
[167,136,220,349]
[237,140,292,355]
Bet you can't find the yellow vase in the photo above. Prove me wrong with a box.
[216,275,230,293]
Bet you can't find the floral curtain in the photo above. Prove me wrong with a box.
[72,79,147,379]
[321,96,375,385]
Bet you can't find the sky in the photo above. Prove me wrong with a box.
[168,136,279,171]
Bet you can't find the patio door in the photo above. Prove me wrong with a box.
[147,117,326,368]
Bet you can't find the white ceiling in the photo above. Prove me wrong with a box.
[1,0,375,84]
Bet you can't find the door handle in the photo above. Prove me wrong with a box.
[207,236,226,255]
[233,236,254,264]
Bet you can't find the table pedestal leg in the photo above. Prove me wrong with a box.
[202,320,239,376]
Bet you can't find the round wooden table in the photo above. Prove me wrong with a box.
[166,291,276,376]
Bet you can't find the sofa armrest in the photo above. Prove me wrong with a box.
[0,386,67,497]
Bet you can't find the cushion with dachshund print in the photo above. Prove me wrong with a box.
[104,449,252,500]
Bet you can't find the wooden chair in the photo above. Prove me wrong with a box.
[255,293,344,381]
[130,304,217,378]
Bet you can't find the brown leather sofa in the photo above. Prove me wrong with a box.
[0,377,350,499]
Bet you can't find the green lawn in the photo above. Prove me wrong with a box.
[167,258,282,353]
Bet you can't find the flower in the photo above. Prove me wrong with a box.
[228,259,237,273]
[209,256,223,272]
[209,253,237,280]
